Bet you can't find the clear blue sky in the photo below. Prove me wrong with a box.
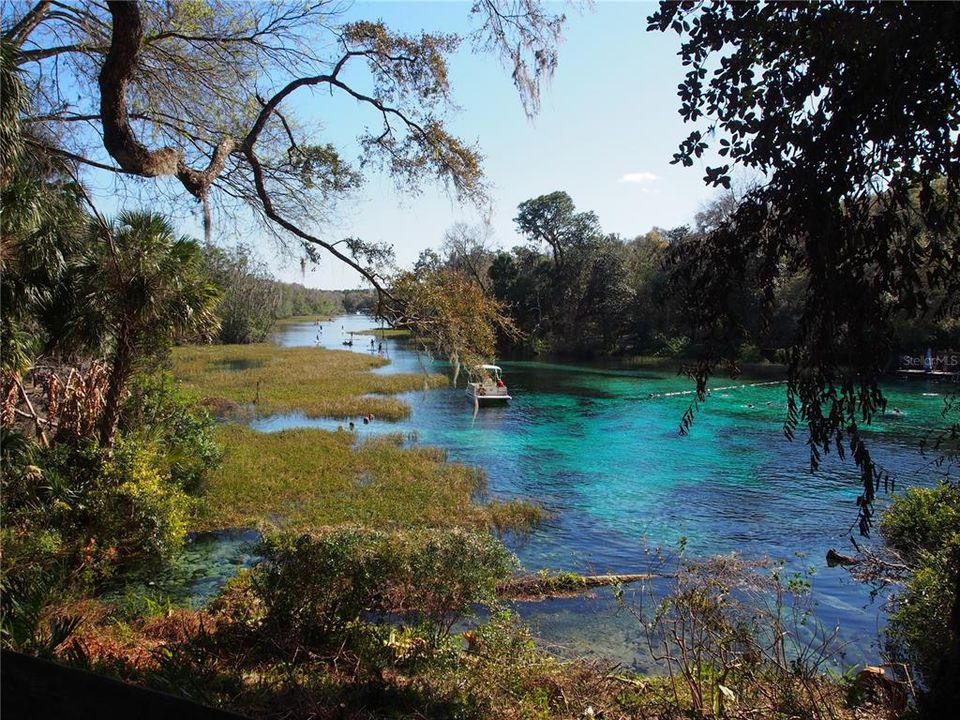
[109,1,726,289]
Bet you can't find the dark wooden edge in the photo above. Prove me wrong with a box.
[1,650,248,719]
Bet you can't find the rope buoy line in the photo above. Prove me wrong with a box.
[646,379,786,400]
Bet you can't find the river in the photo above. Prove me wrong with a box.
[160,315,955,671]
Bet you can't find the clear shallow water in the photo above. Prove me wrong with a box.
[184,315,954,668]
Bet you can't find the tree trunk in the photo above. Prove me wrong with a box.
[99,330,133,453]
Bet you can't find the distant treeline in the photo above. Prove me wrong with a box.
[201,244,377,344]
[417,192,960,362]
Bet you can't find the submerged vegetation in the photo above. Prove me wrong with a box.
[195,425,536,533]
[172,344,447,421]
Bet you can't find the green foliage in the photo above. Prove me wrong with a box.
[90,437,191,564]
[199,242,340,344]
[201,243,278,344]
[1,385,218,652]
[121,373,222,494]
[69,210,222,449]
[0,119,89,371]
[486,192,703,358]
[881,483,960,708]
[649,1,960,533]
[273,282,341,321]
[332,288,378,314]
[514,190,601,268]
[880,483,960,564]
[249,527,516,649]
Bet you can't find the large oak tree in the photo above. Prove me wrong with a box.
[2,0,564,324]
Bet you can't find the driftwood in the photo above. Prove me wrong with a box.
[826,549,859,567]
[499,573,657,601]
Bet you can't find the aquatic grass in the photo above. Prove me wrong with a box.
[355,327,412,338]
[273,314,333,325]
[172,344,446,421]
[193,425,493,532]
[483,499,548,535]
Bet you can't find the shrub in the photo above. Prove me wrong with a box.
[880,482,960,564]
[653,332,690,357]
[121,373,222,494]
[881,482,960,711]
[89,437,190,565]
[622,552,847,719]
[737,342,763,363]
[251,527,517,651]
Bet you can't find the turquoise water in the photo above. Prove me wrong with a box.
[191,315,954,669]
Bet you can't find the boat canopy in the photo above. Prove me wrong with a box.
[479,364,502,371]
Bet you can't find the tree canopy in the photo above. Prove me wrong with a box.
[2,0,564,301]
[649,0,960,534]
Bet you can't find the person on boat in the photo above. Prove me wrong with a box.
[363,415,369,425]
[349,421,355,431]
[496,376,506,388]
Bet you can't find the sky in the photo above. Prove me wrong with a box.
[109,1,726,289]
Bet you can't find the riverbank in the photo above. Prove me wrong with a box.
[49,324,895,719]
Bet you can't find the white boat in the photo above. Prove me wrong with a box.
[466,364,511,404]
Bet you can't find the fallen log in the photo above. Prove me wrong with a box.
[826,549,859,567]
[498,572,658,601]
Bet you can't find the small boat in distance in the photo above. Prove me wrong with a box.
[466,364,511,404]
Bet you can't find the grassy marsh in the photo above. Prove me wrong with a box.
[172,344,446,420]
[355,327,412,338]
[273,314,333,325]
[193,425,532,532]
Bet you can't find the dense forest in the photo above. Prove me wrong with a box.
[411,192,960,364]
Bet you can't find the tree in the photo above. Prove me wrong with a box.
[514,190,601,269]
[649,1,960,534]
[651,3,960,710]
[201,243,278,344]
[391,268,518,386]
[2,0,564,311]
[81,211,220,450]
[441,222,496,292]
